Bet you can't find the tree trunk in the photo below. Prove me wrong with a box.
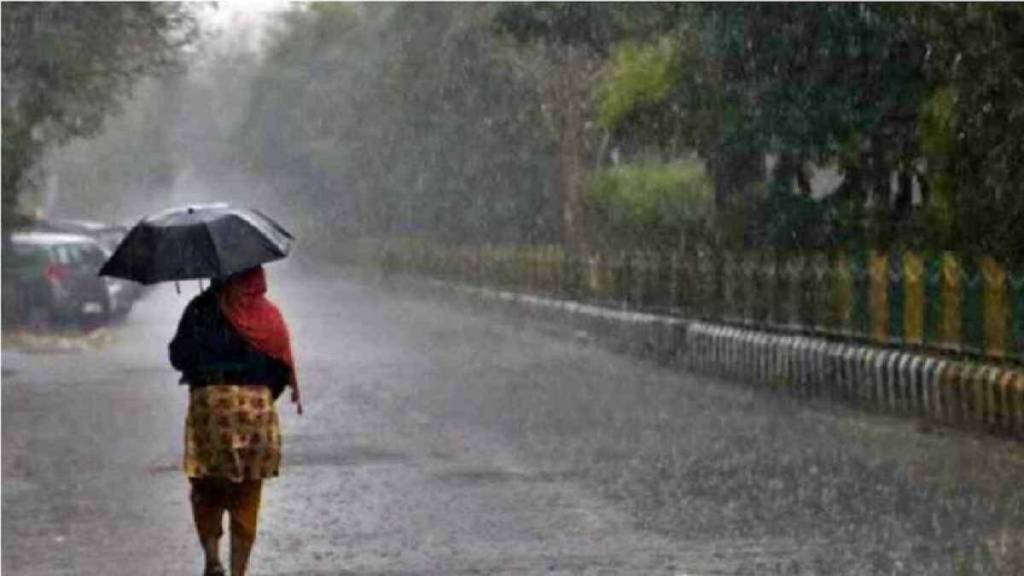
[553,46,587,257]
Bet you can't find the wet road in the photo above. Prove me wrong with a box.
[4,261,1023,575]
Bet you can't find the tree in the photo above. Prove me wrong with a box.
[494,3,643,254]
[915,3,1024,263]
[600,5,932,249]
[597,4,1024,259]
[2,2,198,228]
[237,4,559,249]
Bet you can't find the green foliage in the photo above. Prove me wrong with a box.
[585,158,712,251]
[913,4,1024,264]
[695,4,930,248]
[20,2,1024,265]
[598,39,678,131]
[591,4,1023,261]
[763,189,829,251]
[1,3,198,225]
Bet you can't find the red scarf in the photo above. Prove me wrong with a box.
[218,266,300,410]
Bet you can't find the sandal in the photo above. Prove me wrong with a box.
[203,564,226,576]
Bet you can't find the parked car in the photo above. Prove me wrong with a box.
[43,219,130,252]
[29,217,142,304]
[8,232,129,328]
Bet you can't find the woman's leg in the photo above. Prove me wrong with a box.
[228,479,263,576]
[190,479,227,573]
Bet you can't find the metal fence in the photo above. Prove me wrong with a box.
[376,240,1024,365]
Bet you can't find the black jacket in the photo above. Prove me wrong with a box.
[169,289,290,399]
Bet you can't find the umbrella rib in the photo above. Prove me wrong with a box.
[251,208,294,240]
[202,223,223,279]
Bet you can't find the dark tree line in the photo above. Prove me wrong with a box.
[19,3,1024,267]
[592,3,1024,262]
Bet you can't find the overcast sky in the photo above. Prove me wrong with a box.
[198,1,293,53]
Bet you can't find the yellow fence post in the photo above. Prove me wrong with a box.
[903,251,925,346]
[869,251,889,345]
[981,256,1009,360]
[940,252,963,352]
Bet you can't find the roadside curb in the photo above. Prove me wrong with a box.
[407,276,1024,438]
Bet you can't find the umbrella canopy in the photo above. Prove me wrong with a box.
[99,203,294,284]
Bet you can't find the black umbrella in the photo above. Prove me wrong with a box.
[99,203,294,285]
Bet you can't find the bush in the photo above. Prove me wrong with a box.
[585,157,713,251]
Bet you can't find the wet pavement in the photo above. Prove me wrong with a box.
[3,261,1023,575]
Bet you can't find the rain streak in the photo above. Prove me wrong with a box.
[3,4,1023,576]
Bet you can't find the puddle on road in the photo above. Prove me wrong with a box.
[2,328,116,354]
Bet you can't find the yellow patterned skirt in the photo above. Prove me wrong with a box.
[184,384,281,482]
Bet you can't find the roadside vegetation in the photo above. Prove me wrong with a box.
[11,4,1021,266]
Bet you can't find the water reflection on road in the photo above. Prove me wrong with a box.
[3,261,1023,575]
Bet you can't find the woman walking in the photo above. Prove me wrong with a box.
[170,265,302,576]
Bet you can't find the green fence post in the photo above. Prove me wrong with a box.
[615,251,627,307]
[719,250,733,322]
[559,247,569,300]
[664,251,673,312]
[963,257,985,356]
[667,250,675,311]
[787,251,798,329]
[751,251,767,325]
[696,245,712,320]
[832,252,850,336]
[636,251,648,309]
[763,251,778,328]
[743,251,755,325]
[1012,271,1024,363]
[796,254,815,331]
[715,245,725,323]
[815,253,833,334]
[780,254,792,329]
[679,247,694,317]
[633,250,643,309]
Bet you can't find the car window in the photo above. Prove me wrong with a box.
[68,244,85,265]
[11,244,44,259]
[52,245,72,265]
[10,243,48,269]
[79,245,106,267]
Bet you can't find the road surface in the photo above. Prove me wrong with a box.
[4,260,1023,575]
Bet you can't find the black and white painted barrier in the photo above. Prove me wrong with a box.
[685,323,1024,436]
[415,278,1024,438]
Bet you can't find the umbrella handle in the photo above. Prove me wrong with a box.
[175,281,181,295]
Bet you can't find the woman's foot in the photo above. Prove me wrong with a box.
[203,563,226,576]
